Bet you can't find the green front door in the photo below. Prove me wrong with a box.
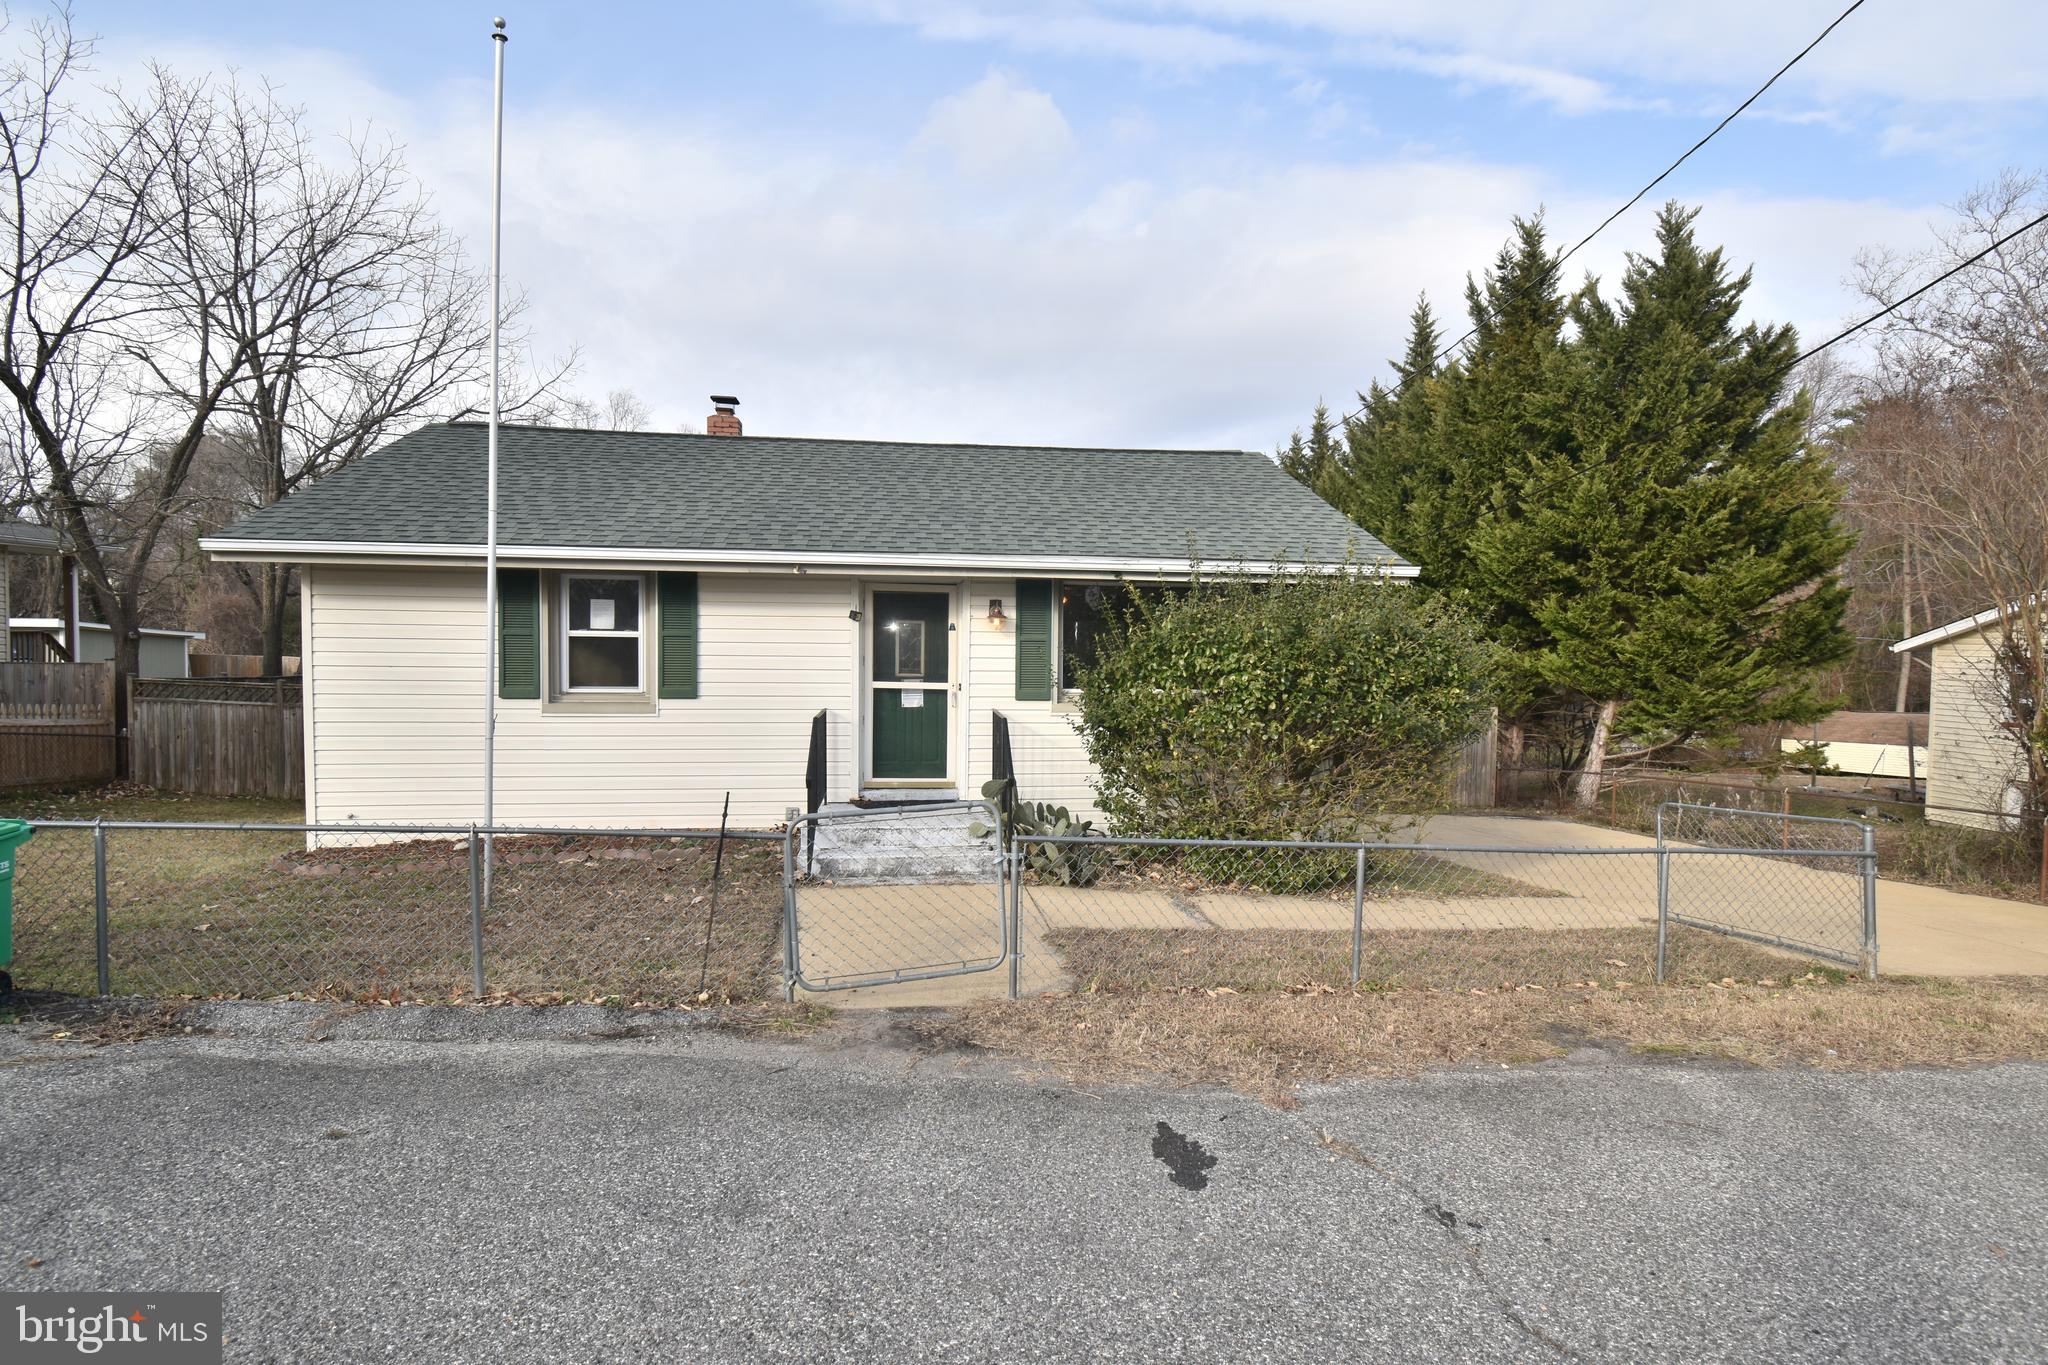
[871,589,951,781]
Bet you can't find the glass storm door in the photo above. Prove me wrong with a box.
[870,589,951,781]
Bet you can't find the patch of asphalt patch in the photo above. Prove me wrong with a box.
[1150,1121,1219,1191]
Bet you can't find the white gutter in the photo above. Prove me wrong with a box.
[196,536,1420,578]
[9,618,207,640]
[1891,598,2037,654]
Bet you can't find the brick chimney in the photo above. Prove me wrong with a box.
[707,395,741,436]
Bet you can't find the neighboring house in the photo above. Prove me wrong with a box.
[199,405,1411,829]
[7,619,207,677]
[1779,711,1930,784]
[1,516,80,662]
[1890,606,2036,830]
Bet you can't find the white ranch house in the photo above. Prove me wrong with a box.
[201,407,1410,829]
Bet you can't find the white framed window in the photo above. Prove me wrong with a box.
[558,573,645,692]
[1058,580,1149,694]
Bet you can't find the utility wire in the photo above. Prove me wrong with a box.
[1790,206,2048,367]
[1340,0,1869,422]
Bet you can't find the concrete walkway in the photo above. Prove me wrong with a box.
[1421,813,2048,977]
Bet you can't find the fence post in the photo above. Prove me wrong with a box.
[2038,817,2046,904]
[1654,810,1670,986]
[1781,789,1792,850]
[1007,846,1022,1001]
[1862,823,1879,981]
[781,822,798,1003]
[92,818,110,996]
[468,823,486,1000]
[1350,846,1367,987]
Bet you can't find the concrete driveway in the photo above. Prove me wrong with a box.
[2,1004,2044,1363]
[1422,813,2048,978]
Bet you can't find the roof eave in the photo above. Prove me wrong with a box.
[198,536,1419,578]
[0,521,63,554]
[1890,597,2038,653]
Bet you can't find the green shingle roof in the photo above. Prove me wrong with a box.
[208,421,1406,569]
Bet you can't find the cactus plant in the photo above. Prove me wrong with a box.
[968,779,1102,886]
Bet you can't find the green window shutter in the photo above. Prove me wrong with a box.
[1014,578,1052,701]
[658,572,700,699]
[497,569,541,700]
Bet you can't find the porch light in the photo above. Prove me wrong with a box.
[987,598,1006,627]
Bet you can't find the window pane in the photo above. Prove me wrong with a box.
[895,620,925,679]
[1060,583,1117,691]
[568,577,640,632]
[568,636,640,689]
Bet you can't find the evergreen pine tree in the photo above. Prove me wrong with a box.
[1277,400,1341,493]
[1326,296,1440,555]
[1471,204,1854,804]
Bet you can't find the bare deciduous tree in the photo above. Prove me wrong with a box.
[1848,171,2048,837]
[182,80,551,672]
[4,10,575,693]
[0,13,228,709]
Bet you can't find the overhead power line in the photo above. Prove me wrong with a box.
[1341,0,1869,421]
[1790,207,2048,367]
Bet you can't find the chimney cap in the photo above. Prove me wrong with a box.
[710,394,739,408]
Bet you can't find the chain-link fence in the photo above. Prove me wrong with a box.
[1000,823,1876,997]
[8,820,785,1004]
[9,806,1878,1008]
[1657,802,1877,975]
[784,801,1008,992]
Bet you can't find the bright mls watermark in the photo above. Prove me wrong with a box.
[4,1294,221,1362]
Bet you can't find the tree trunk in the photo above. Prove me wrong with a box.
[1572,699,1621,808]
[110,596,143,781]
[1893,545,1914,712]
[259,562,294,676]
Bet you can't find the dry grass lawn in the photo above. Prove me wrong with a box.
[914,976,2048,1106]
[1042,923,1819,994]
[4,787,789,1004]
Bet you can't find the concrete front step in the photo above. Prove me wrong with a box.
[855,788,962,805]
[807,801,1001,884]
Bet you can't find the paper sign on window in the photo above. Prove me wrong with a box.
[589,599,615,630]
[901,689,924,708]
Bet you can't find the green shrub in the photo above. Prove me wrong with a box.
[1073,569,1494,853]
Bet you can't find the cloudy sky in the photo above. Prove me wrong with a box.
[79,1,2048,450]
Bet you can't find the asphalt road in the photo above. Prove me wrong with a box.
[1,1002,2044,1363]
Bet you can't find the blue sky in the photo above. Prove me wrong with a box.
[75,0,2048,448]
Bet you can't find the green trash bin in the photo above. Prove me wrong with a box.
[0,818,33,995]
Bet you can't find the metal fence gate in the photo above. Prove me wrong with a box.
[1656,801,1878,977]
[781,801,1010,993]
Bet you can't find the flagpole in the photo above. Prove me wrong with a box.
[483,17,507,896]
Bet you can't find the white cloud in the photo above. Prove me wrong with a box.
[87,33,1957,456]
[837,0,2048,119]
[825,0,1284,71]
[1345,42,1639,117]
[916,70,1074,179]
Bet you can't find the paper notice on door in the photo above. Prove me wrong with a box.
[900,689,924,708]
[589,599,615,630]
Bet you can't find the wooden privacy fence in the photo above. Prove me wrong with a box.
[1450,714,1498,808]
[131,678,303,799]
[0,662,118,789]
[190,653,301,678]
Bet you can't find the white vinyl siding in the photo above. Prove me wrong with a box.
[963,579,1106,823]
[1923,627,2029,831]
[304,565,855,829]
